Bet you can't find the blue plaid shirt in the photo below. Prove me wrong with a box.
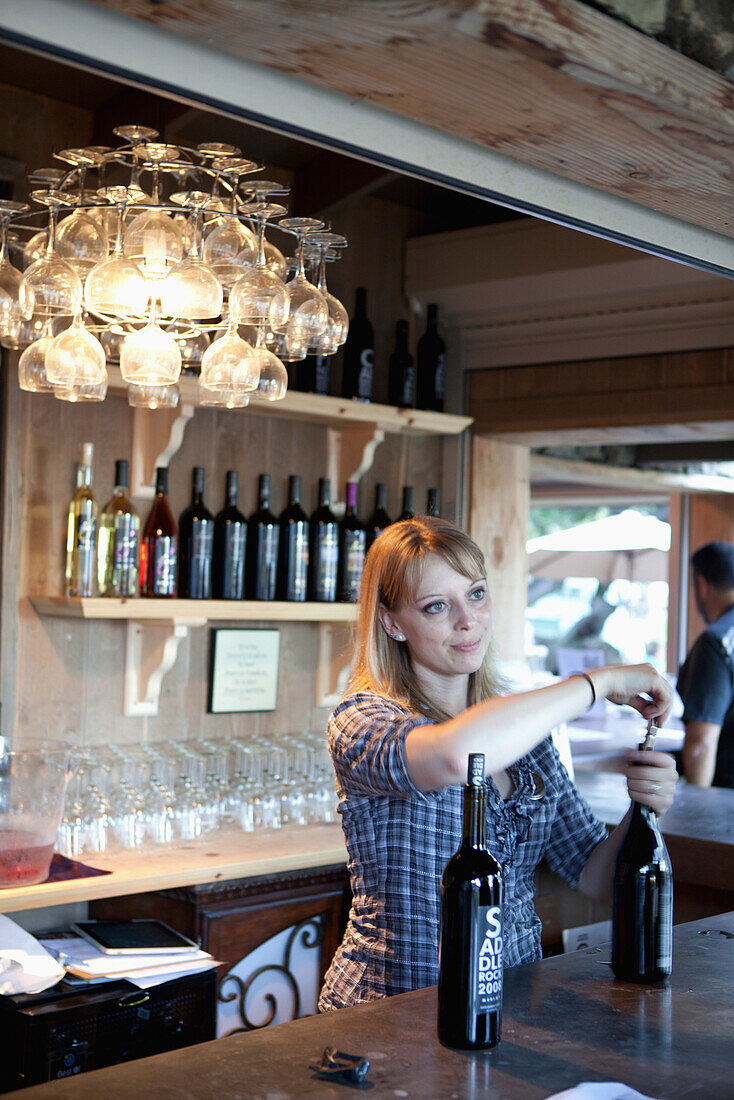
[319,692,606,1011]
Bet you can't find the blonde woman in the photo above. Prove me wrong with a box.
[318,517,676,1011]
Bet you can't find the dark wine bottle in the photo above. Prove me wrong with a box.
[278,474,309,601]
[388,320,415,408]
[612,721,673,983]
[296,353,331,396]
[341,286,374,402]
[426,488,440,517]
[416,303,446,413]
[178,466,214,599]
[308,477,339,602]
[398,485,415,521]
[246,473,280,600]
[438,753,503,1050]
[338,481,367,602]
[212,470,247,600]
[141,467,177,598]
[366,483,391,548]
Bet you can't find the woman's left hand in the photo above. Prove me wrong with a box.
[624,749,678,815]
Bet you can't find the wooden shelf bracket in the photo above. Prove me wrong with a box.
[326,425,385,513]
[130,401,196,499]
[123,617,203,717]
[315,623,354,708]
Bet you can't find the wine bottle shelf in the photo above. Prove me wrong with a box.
[107,367,472,437]
[31,597,358,624]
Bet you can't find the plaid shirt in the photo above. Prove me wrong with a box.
[319,691,606,1011]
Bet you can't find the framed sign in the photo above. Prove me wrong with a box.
[207,628,280,714]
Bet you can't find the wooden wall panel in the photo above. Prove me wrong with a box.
[685,493,734,652]
[469,437,529,667]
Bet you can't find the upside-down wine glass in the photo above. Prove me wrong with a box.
[161,191,223,320]
[277,216,329,347]
[123,142,184,282]
[308,231,349,354]
[199,315,258,394]
[18,317,55,392]
[229,201,289,330]
[54,148,108,279]
[85,186,149,318]
[44,309,107,388]
[245,179,290,279]
[120,296,182,386]
[19,189,83,320]
[201,156,259,290]
[249,324,288,402]
[0,199,29,348]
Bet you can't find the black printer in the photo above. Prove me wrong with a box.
[0,968,216,1092]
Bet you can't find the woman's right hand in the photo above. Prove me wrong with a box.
[591,663,673,726]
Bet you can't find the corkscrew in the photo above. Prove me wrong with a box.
[641,718,658,752]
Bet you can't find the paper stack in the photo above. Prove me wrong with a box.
[39,934,219,990]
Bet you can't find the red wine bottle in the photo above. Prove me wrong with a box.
[416,303,446,412]
[246,474,280,600]
[612,721,673,983]
[277,474,309,601]
[338,481,366,602]
[178,466,214,599]
[438,753,503,1050]
[388,319,415,408]
[426,487,440,517]
[308,477,338,602]
[366,483,391,548]
[212,470,247,600]
[341,287,373,402]
[398,485,414,521]
[141,467,177,598]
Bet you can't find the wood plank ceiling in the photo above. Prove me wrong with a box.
[82,0,734,240]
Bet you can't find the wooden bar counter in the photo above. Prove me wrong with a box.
[11,913,734,1099]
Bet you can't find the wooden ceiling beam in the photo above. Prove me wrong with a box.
[79,0,734,240]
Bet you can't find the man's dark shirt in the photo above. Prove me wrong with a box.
[677,603,734,788]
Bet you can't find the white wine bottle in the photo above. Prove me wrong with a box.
[65,442,98,597]
[98,459,140,597]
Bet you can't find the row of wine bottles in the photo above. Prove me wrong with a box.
[295,288,447,412]
[65,443,441,602]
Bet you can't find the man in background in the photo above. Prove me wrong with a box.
[677,541,734,788]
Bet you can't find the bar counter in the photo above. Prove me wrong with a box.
[12,913,733,1099]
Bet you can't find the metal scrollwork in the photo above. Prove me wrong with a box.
[218,916,325,1036]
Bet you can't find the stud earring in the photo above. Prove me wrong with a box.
[393,632,405,642]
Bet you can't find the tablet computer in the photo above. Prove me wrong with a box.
[71,920,200,955]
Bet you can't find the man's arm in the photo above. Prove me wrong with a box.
[681,720,721,786]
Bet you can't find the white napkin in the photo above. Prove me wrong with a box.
[549,1085,661,1100]
[0,913,65,995]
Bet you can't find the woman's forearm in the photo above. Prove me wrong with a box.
[404,663,672,792]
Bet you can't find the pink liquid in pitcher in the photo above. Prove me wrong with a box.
[0,830,54,886]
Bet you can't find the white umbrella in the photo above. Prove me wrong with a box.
[526,510,670,583]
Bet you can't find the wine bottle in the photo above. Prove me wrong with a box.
[438,753,503,1050]
[308,477,339,602]
[277,474,309,601]
[98,459,140,597]
[398,485,415,521]
[338,481,367,602]
[178,466,214,599]
[141,467,177,598]
[246,473,280,600]
[341,286,374,402]
[65,442,98,597]
[612,720,673,984]
[296,353,331,396]
[212,470,247,600]
[388,320,415,408]
[366,483,391,548]
[426,488,440,517]
[416,303,446,413]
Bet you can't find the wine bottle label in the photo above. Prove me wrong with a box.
[357,348,374,399]
[113,517,138,570]
[402,367,415,406]
[474,905,503,1014]
[255,528,279,599]
[314,527,338,600]
[657,878,673,969]
[76,516,96,551]
[224,527,246,594]
[287,525,309,600]
[435,353,446,401]
[153,538,177,595]
[192,523,214,561]
[342,531,366,600]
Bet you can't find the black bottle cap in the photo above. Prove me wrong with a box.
[289,474,302,502]
[226,470,238,491]
[114,459,129,489]
[155,467,168,495]
[427,303,439,325]
[192,466,205,494]
[375,483,387,507]
[467,753,485,785]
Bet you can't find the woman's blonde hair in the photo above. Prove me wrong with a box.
[349,516,506,721]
